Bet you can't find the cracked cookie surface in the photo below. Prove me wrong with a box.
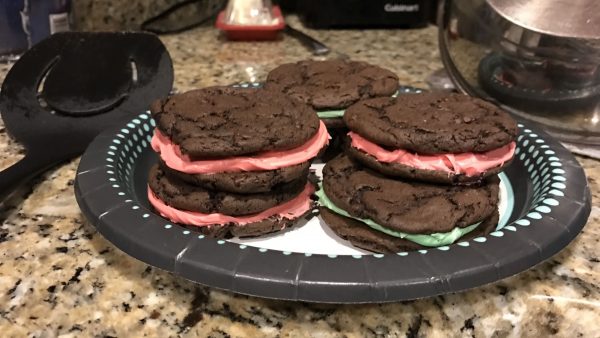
[148,164,307,216]
[150,86,319,159]
[344,93,518,154]
[264,60,399,110]
[322,154,499,234]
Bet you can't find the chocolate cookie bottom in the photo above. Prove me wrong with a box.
[192,209,314,239]
[320,207,499,253]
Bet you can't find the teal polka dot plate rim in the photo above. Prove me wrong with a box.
[75,87,591,304]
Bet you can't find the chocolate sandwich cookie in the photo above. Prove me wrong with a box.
[150,86,320,158]
[148,164,307,216]
[264,60,399,127]
[344,92,518,184]
[321,208,499,253]
[160,160,311,194]
[150,86,328,194]
[317,154,500,253]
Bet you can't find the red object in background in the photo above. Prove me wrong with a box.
[216,5,285,41]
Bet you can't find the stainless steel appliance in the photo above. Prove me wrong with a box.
[296,0,433,28]
[438,0,600,146]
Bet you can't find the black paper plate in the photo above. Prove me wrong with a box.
[75,85,591,303]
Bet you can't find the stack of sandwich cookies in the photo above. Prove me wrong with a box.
[317,154,500,253]
[264,60,399,129]
[343,93,518,184]
[148,87,329,238]
[317,92,518,253]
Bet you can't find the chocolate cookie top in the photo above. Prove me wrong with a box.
[322,154,499,234]
[148,165,307,216]
[264,60,399,110]
[344,93,518,154]
[150,87,319,159]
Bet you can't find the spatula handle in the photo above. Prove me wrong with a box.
[0,152,57,205]
[284,25,330,56]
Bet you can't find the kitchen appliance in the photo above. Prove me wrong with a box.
[296,0,433,29]
[438,0,600,145]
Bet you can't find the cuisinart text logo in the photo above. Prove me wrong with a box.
[384,3,420,12]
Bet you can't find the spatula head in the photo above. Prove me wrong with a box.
[0,32,173,156]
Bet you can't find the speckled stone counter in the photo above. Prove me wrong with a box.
[72,0,224,31]
[1,21,599,338]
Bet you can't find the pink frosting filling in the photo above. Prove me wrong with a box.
[152,121,329,174]
[349,132,516,176]
[147,183,315,227]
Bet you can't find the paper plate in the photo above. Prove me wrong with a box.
[75,86,591,303]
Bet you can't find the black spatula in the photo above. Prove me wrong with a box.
[0,32,173,203]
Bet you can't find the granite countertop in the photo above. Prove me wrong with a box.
[1,19,599,338]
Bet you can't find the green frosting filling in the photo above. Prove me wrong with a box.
[316,185,480,247]
[317,109,345,119]
[317,90,400,119]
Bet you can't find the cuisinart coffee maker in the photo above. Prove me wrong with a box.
[296,0,434,28]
